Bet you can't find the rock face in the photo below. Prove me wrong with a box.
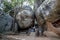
[47,0,60,23]
[35,0,60,36]
[16,6,34,29]
[35,0,56,24]
[35,0,60,23]
[0,10,13,33]
[35,0,60,27]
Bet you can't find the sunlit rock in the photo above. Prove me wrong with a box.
[16,6,34,29]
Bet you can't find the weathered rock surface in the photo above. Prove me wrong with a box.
[16,6,34,29]
[0,10,13,33]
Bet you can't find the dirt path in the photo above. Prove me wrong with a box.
[0,31,60,40]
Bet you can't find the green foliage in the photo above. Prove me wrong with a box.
[3,0,34,14]
[4,1,13,13]
[3,0,17,13]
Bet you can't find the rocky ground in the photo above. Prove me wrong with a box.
[0,31,60,40]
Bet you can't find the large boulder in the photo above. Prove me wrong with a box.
[35,0,60,25]
[0,10,13,33]
[36,0,60,28]
[35,0,55,25]
[35,0,60,36]
[16,6,34,29]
